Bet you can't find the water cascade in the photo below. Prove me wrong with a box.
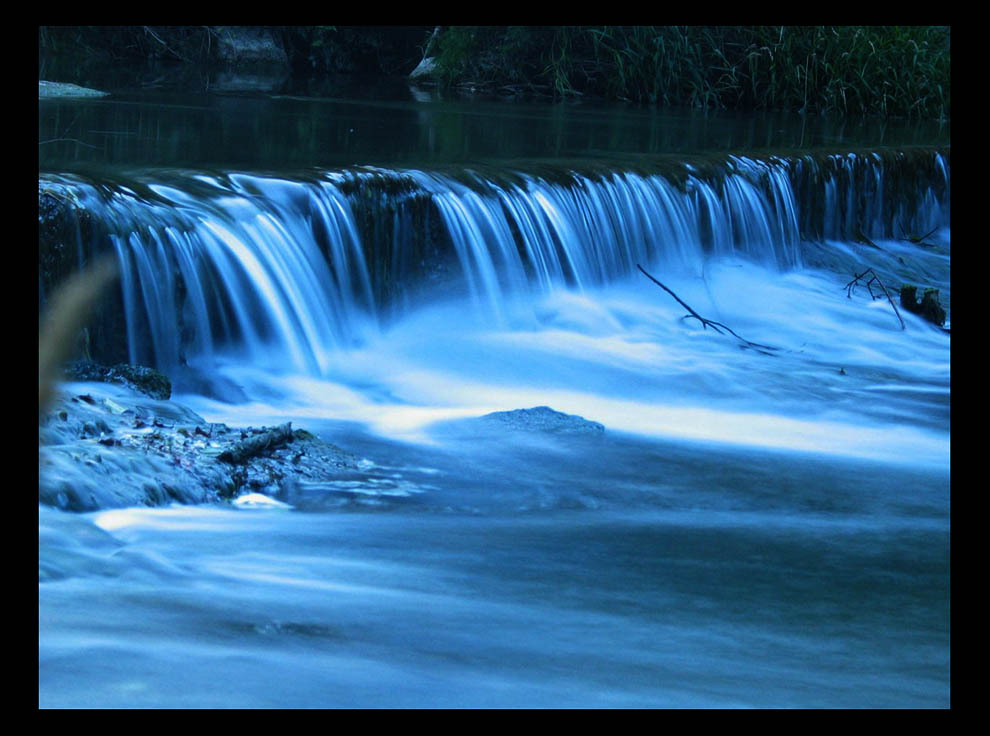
[39,135,951,707]
[40,148,949,377]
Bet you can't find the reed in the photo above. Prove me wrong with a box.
[38,259,118,414]
[432,26,949,118]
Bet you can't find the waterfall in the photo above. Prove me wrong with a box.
[39,148,949,376]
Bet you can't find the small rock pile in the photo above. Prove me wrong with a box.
[39,380,361,512]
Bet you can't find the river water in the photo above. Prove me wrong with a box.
[39,84,949,708]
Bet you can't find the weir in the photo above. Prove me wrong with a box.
[38,147,949,376]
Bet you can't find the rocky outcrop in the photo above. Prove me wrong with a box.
[409,56,438,81]
[213,27,289,68]
[63,361,172,400]
[39,182,90,298]
[409,26,441,82]
[900,285,948,328]
[39,81,108,98]
[39,381,362,512]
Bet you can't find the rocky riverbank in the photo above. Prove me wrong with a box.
[39,81,108,98]
[39,359,610,513]
[38,378,364,512]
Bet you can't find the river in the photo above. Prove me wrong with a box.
[39,82,950,708]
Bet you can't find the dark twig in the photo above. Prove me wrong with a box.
[39,138,100,150]
[844,268,906,330]
[898,224,938,248]
[39,112,99,150]
[636,264,778,354]
[143,26,193,63]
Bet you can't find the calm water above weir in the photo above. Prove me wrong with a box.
[39,85,949,708]
[39,80,949,170]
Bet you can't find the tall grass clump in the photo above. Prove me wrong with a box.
[431,26,949,118]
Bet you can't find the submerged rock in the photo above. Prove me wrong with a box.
[478,406,605,435]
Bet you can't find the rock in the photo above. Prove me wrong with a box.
[39,381,363,511]
[39,81,109,98]
[900,285,947,327]
[38,183,88,298]
[64,360,172,400]
[479,406,605,435]
[214,27,288,68]
[409,56,438,80]
[218,423,294,464]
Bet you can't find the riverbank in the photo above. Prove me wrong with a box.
[39,377,363,511]
[39,364,612,513]
[39,26,948,117]
[39,80,108,98]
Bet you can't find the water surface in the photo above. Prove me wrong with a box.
[38,85,950,709]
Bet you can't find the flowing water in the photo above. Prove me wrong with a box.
[39,86,950,708]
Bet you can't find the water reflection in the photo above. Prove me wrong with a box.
[40,85,950,172]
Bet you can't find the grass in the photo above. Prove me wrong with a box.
[432,26,949,119]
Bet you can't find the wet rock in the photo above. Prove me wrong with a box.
[409,56,438,81]
[900,285,947,327]
[39,381,363,511]
[38,183,89,302]
[39,81,108,98]
[214,27,288,68]
[218,423,294,464]
[479,406,605,435]
[64,360,171,400]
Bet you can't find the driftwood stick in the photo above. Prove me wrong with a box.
[219,422,294,464]
[636,264,778,354]
[899,224,939,245]
[844,268,906,330]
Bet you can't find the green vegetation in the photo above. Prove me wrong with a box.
[39,26,219,65]
[39,26,949,119]
[39,26,431,79]
[432,26,950,118]
[288,26,429,76]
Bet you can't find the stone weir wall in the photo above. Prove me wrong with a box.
[780,147,950,243]
[39,147,949,369]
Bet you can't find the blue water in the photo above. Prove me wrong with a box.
[39,258,951,708]
[39,90,949,709]
[39,428,949,708]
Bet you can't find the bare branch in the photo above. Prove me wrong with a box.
[844,268,905,330]
[143,26,193,63]
[637,264,778,354]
